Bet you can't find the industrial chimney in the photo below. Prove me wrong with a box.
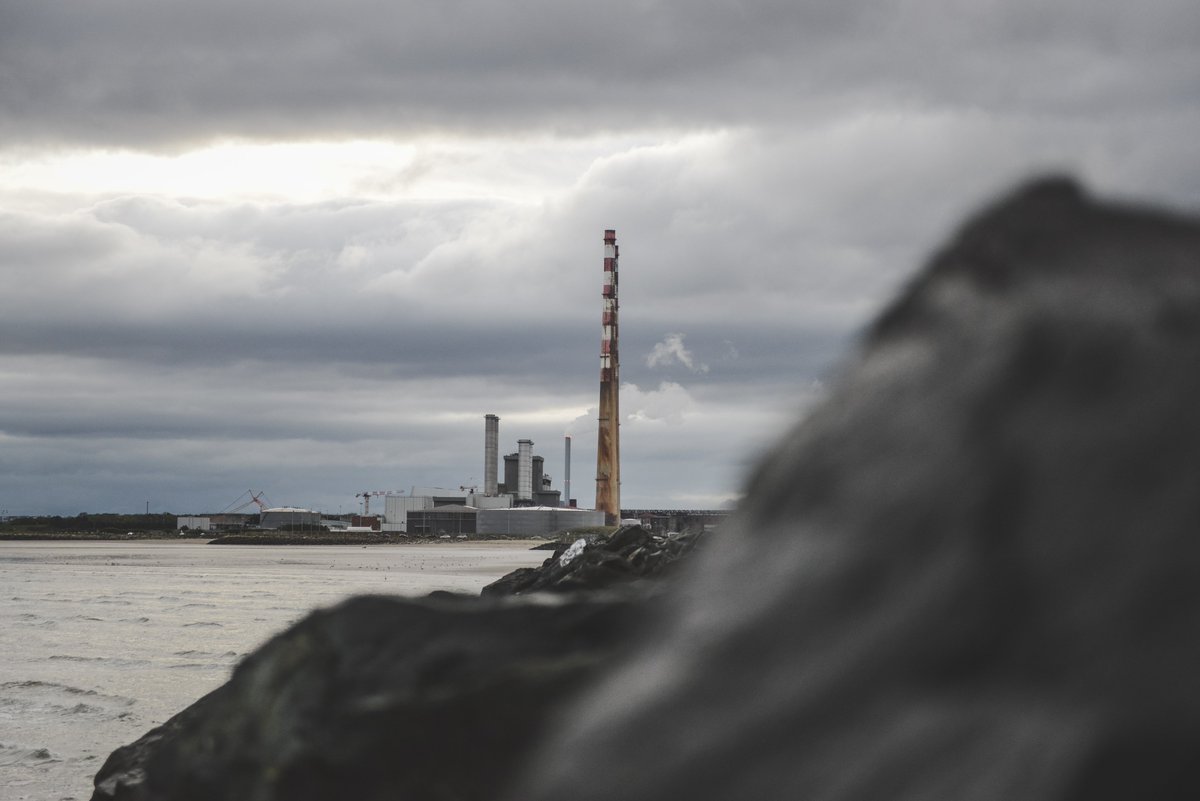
[595,229,621,524]
[484,414,500,496]
[518,439,534,502]
[564,434,572,508]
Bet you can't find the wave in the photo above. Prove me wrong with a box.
[0,744,62,768]
[167,662,229,670]
[0,680,136,705]
[0,680,99,696]
[172,649,239,658]
[47,654,106,662]
[68,702,103,714]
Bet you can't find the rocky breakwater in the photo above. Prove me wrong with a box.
[482,525,704,596]
[96,176,1200,801]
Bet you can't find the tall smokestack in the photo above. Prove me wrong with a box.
[518,439,533,502]
[595,229,621,524]
[564,435,572,508]
[484,414,500,496]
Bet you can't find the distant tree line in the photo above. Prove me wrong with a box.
[0,512,177,533]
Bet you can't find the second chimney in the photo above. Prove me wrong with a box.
[484,414,500,496]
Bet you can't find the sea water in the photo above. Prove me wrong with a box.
[0,540,547,800]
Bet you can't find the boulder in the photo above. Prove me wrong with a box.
[91,593,643,801]
[513,178,1200,801]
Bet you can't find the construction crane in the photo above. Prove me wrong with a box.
[355,490,403,516]
[222,490,270,515]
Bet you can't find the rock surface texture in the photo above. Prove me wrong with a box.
[91,594,643,801]
[481,526,703,596]
[513,178,1200,801]
[94,178,1200,800]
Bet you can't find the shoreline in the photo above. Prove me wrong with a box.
[0,531,548,546]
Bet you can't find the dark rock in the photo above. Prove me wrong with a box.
[605,524,651,555]
[513,179,1200,801]
[476,565,544,596]
[481,525,702,596]
[92,593,642,801]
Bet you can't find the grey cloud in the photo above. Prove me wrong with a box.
[7,113,1193,412]
[2,1,1197,147]
[3,131,897,390]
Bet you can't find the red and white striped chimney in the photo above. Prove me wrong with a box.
[595,229,621,524]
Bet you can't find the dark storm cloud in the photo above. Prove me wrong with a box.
[0,314,599,383]
[2,0,1197,147]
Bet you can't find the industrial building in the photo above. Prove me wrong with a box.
[175,513,258,532]
[377,229,624,537]
[396,504,604,538]
[406,505,477,536]
[499,451,561,507]
[372,414,596,537]
[371,231,622,537]
[259,507,322,530]
[478,506,604,536]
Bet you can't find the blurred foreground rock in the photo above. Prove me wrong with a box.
[96,177,1200,800]
[515,178,1200,801]
[91,593,642,801]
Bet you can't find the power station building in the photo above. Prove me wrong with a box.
[380,230,623,536]
[375,413,602,536]
[498,451,562,507]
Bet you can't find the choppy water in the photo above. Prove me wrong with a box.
[0,540,545,800]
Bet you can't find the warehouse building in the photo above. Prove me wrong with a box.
[477,506,605,537]
[383,491,511,533]
[259,507,322,530]
[406,505,477,536]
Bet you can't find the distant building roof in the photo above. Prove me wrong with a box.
[487,505,595,512]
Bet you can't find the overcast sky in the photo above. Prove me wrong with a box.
[2,1,1199,516]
